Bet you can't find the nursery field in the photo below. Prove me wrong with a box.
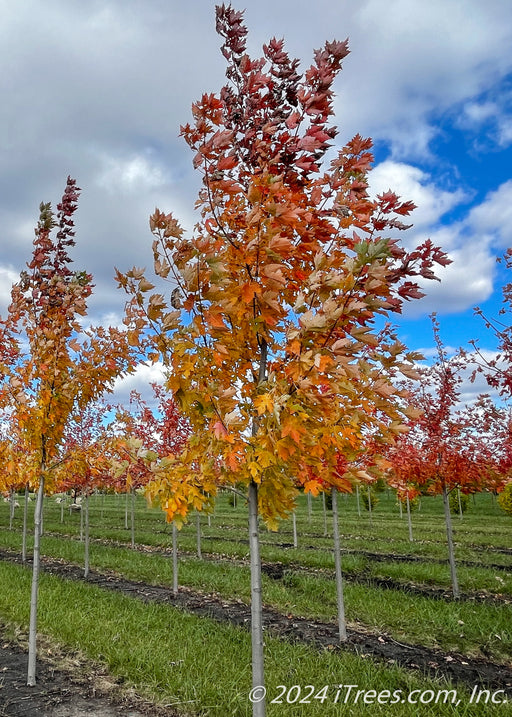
[0,489,510,716]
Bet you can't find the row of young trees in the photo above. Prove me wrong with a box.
[0,5,511,715]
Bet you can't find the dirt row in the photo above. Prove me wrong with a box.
[1,549,511,698]
[0,629,169,717]
[43,530,512,606]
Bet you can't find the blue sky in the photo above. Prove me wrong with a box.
[1,0,512,405]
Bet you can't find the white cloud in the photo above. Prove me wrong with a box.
[369,161,468,232]
[96,154,169,194]
[0,266,19,314]
[366,164,512,318]
[468,180,512,247]
[110,361,166,408]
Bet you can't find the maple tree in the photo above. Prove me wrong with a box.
[386,316,501,597]
[0,177,136,686]
[57,401,110,576]
[117,6,448,711]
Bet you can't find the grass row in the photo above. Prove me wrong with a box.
[0,559,507,717]
[0,528,510,664]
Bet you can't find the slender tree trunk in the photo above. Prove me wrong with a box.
[125,490,129,530]
[331,487,347,641]
[130,487,135,549]
[27,474,45,686]
[458,488,463,519]
[39,500,44,537]
[322,491,328,537]
[307,492,312,522]
[367,485,373,528]
[208,513,211,528]
[355,484,361,517]
[172,522,178,596]
[406,494,413,542]
[84,493,90,579]
[248,480,265,717]
[22,485,29,564]
[196,511,202,559]
[79,501,84,542]
[9,490,15,530]
[292,511,298,548]
[60,498,64,524]
[442,485,459,598]
[399,497,403,519]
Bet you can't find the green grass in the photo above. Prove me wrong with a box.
[0,526,510,663]
[0,490,511,715]
[0,560,506,717]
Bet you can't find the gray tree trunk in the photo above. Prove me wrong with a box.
[22,485,29,564]
[130,488,135,549]
[79,500,84,542]
[125,490,129,530]
[307,492,312,522]
[355,483,361,517]
[172,522,178,596]
[442,485,459,598]
[292,510,298,548]
[248,480,265,717]
[367,485,373,527]
[9,490,15,530]
[196,511,202,559]
[331,487,347,641]
[322,491,328,537]
[406,493,413,542]
[84,493,90,579]
[27,475,45,686]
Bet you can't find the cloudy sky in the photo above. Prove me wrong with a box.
[2,0,512,404]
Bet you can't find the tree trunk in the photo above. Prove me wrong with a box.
[307,492,312,522]
[442,485,459,598]
[355,483,361,517]
[292,510,298,548]
[84,493,90,579]
[27,474,45,686]
[248,480,265,717]
[125,490,129,530]
[406,493,413,542]
[196,511,202,559]
[22,485,29,564]
[130,487,135,549]
[458,488,463,519]
[79,500,84,542]
[322,491,328,537]
[60,498,64,524]
[9,490,15,530]
[331,487,347,642]
[367,485,373,527]
[172,522,178,596]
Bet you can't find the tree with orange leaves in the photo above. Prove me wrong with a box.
[117,6,448,712]
[1,177,136,686]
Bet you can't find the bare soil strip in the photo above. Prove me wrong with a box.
[1,549,511,697]
[0,632,167,717]
[43,532,512,606]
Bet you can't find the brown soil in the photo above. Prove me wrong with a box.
[1,548,511,703]
[0,630,172,717]
[44,531,512,605]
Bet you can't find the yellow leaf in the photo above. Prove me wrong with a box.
[254,394,273,416]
